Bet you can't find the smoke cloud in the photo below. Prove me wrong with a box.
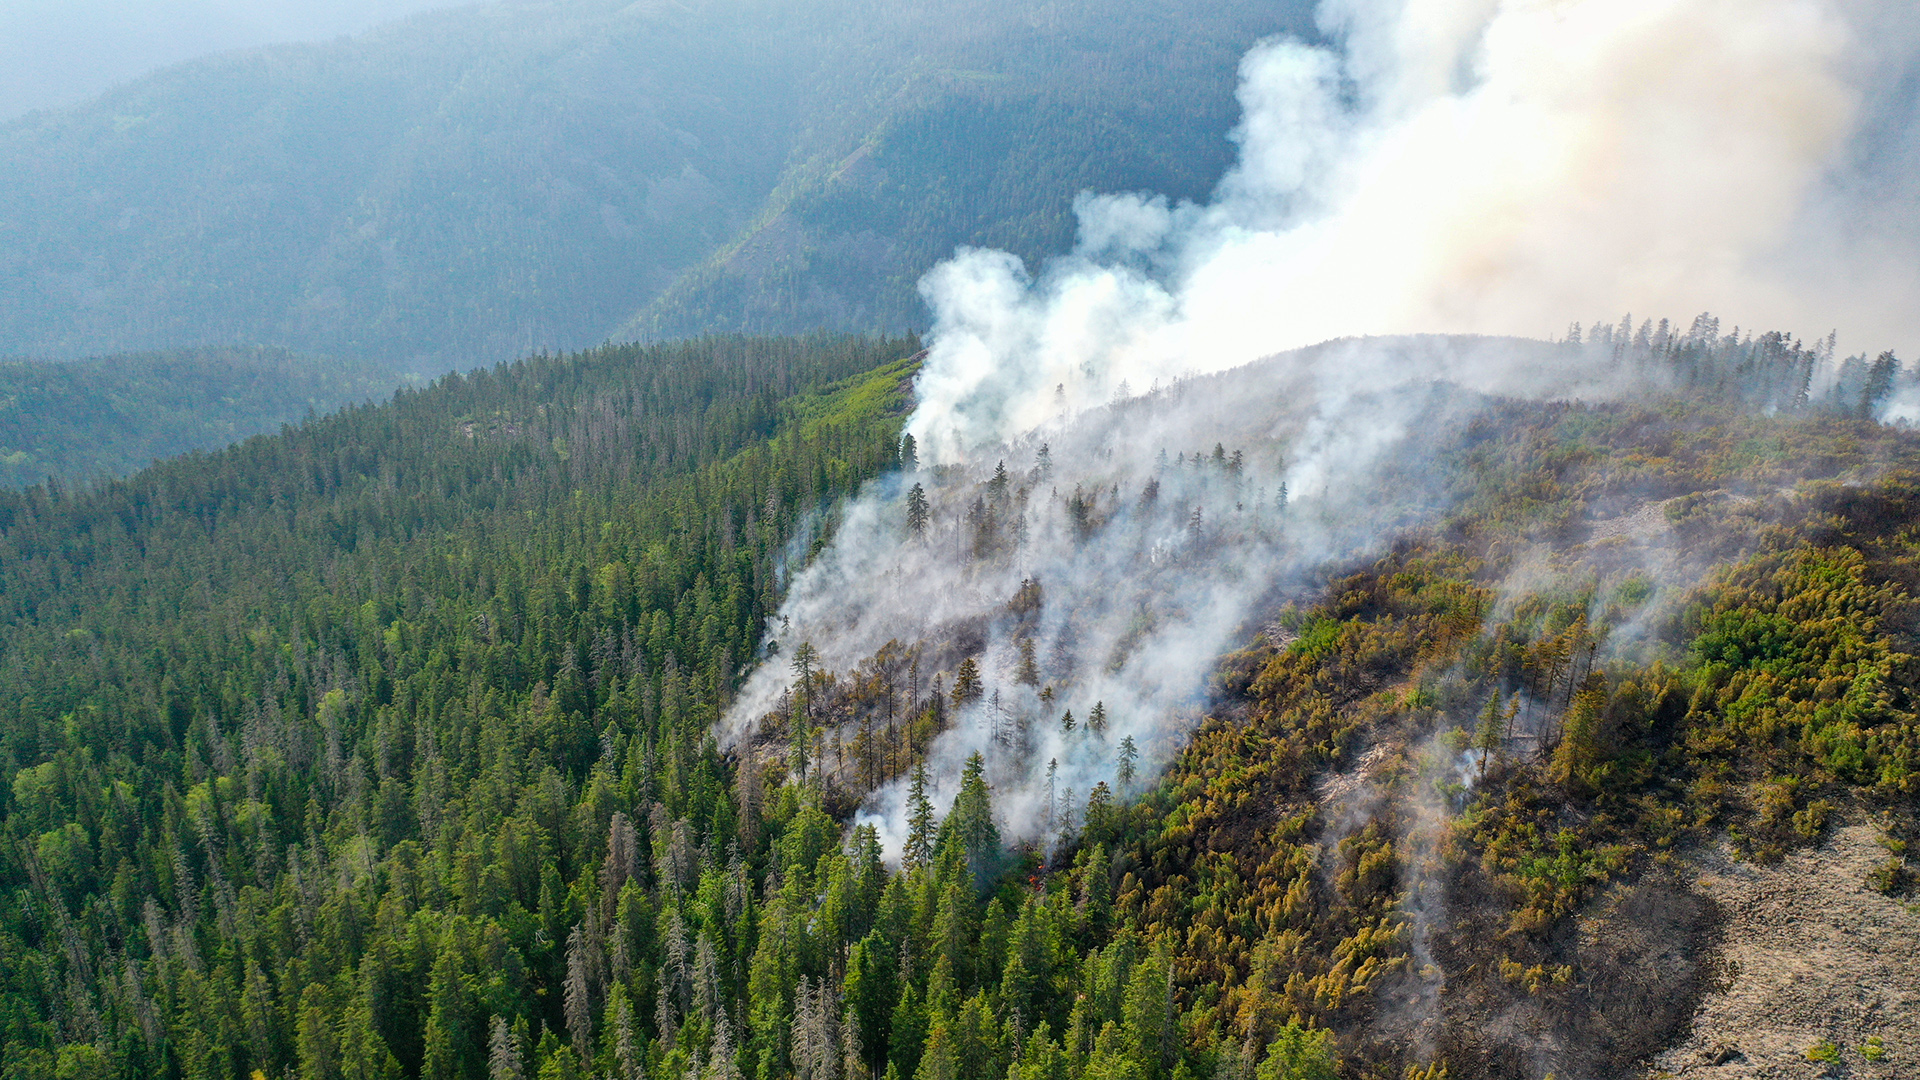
[720,0,1919,857]
[721,342,1567,858]
[910,0,1915,462]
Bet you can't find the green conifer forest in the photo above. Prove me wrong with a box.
[0,328,1913,1079]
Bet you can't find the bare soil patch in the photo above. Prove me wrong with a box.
[1644,823,1920,1079]
[1423,863,1721,1080]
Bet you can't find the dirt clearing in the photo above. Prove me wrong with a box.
[1645,823,1920,1078]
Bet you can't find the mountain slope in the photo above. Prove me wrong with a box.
[0,332,1913,1079]
[0,348,417,487]
[0,0,1307,367]
[0,332,922,1077]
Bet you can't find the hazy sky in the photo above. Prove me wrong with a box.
[0,0,466,121]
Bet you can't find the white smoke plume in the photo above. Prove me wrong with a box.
[720,0,1920,857]
[721,342,1577,858]
[910,0,1916,461]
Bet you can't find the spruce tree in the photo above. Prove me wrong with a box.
[906,483,929,539]
[941,753,1000,886]
[951,659,983,707]
[1473,690,1505,784]
[906,764,936,868]
[1015,638,1040,687]
[488,1016,524,1080]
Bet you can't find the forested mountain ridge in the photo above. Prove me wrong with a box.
[0,328,1915,1079]
[0,0,1306,366]
[0,348,420,488]
[0,332,919,1078]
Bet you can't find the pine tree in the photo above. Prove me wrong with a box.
[1043,759,1058,835]
[1087,701,1107,738]
[906,483,929,539]
[943,753,1000,885]
[339,969,401,1080]
[1121,950,1175,1079]
[1067,486,1095,541]
[1473,690,1505,783]
[564,924,594,1062]
[1862,350,1901,418]
[988,461,1011,508]
[423,940,472,1080]
[915,1025,958,1080]
[1255,1022,1338,1080]
[790,696,812,784]
[614,992,641,1080]
[1049,626,1077,682]
[296,984,342,1080]
[1085,782,1113,834]
[1116,736,1137,790]
[950,659,983,707]
[900,434,919,472]
[905,764,936,869]
[1008,577,1043,617]
[1015,639,1039,687]
[967,497,997,560]
[488,1016,524,1080]
[792,641,820,720]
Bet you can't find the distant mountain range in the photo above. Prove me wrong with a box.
[0,0,1310,369]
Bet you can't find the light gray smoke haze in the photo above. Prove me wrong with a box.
[721,337,1613,860]
[0,0,462,121]
[719,0,1919,858]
